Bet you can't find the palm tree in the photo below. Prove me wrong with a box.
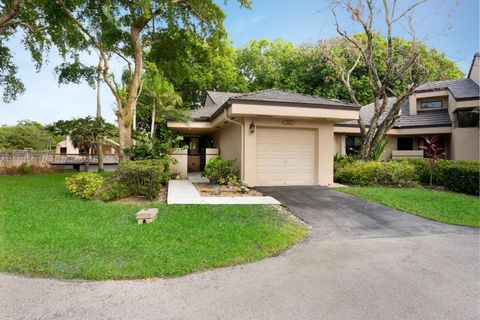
[138,69,190,148]
[53,117,115,172]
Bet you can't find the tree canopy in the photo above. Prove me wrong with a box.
[233,37,463,106]
[0,120,60,150]
[53,0,251,156]
[0,0,86,103]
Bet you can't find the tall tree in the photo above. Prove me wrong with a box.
[235,38,296,92]
[321,0,456,160]
[0,0,82,103]
[95,57,105,172]
[133,64,190,156]
[149,30,242,107]
[55,0,250,158]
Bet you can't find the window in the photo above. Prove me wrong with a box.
[345,136,362,155]
[420,100,443,110]
[60,147,67,155]
[455,109,479,128]
[397,137,413,150]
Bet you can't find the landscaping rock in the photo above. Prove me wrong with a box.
[136,208,158,224]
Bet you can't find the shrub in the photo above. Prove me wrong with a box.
[335,161,418,187]
[96,176,131,202]
[65,172,104,200]
[334,154,359,174]
[392,158,479,194]
[437,161,479,195]
[8,162,35,176]
[17,163,35,175]
[115,158,169,199]
[203,157,239,185]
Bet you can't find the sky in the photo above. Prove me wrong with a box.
[0,0,478,126]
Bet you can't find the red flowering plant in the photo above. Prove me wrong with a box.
[419,135,445,186]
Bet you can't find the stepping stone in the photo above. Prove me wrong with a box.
[136,208,158,224]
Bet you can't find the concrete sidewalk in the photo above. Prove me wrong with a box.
[167,180,280,205]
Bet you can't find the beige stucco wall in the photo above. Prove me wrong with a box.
[316,123,334,185]
[170,148,188,179]
[55,136,117,155]
[212,123,242,170]
[231,103,359,122]
[55,136,79,154]
[241,117,335,187]
[334,134,345,156]
[451,127,480,161]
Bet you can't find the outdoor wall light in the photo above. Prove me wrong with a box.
[249,122,256,133]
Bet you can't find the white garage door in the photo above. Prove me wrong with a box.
[256,127,316,186]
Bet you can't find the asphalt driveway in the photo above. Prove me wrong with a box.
[257,185,477,240]
[1,187,479,320]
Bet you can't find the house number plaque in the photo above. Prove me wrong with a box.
[282,120,295,125]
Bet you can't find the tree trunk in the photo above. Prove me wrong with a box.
[150,105,156,147]
[96,142,104,172]
[118,115,132,160]
[0,0,22,32]
[96,59,104,172]
[117,26,142,159]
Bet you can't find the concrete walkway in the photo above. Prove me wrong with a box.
[1,187,478,320]
[167,180,280,205]
[187,172,209,183]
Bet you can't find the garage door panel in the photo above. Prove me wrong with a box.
[256,127,315,186]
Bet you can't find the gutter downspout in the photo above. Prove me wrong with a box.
[224,107,245,182]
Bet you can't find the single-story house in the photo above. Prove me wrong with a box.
[168,89,360,186]
[168,53,479,187]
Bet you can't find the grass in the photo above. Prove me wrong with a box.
[336,187,480,227]
[0,173,307,280]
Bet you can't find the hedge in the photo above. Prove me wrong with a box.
[337,158,480,195]
[335,161,418,187]
[394,158,479,195]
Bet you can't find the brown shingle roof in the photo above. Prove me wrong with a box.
[415,78,479,100]
[337,98,452,128]
[190,89,359,121]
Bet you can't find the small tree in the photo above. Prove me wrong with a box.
[138,66,189,146]
[419,135,444,186]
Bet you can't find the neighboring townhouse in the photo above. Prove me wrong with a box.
[168,53,479,186]
[335,53,480,161]
[54,136,120,171]
[55,135,119,156]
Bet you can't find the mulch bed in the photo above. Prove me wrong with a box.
[193,183,264,197]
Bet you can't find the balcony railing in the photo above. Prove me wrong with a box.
[49,154,119,164]
[391,150,424,159]
[0,150,119,164]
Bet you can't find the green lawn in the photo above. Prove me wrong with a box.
[336,187,480,227]
[0,173,307,280]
